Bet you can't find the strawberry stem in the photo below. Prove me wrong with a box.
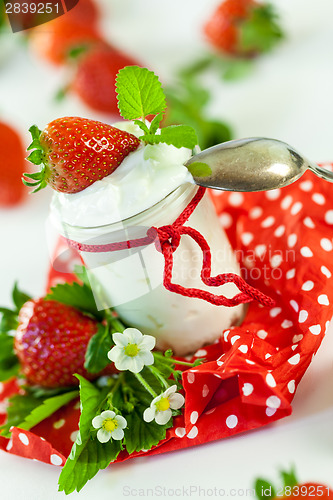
[22,125,48,193]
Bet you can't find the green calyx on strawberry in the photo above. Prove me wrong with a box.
[23,117,141,194]
[0,274,121,388]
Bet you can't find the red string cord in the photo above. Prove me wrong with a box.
[66,187,274,307]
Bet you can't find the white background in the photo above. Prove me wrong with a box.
[0,0,333,498]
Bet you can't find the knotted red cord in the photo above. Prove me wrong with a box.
[66,186,274,307]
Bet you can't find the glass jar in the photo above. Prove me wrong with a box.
[56,183,246,356]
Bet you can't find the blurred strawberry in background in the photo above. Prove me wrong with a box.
[0,121,27,207]
[204,0,284,58]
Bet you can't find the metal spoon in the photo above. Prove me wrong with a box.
[185,137,333,192]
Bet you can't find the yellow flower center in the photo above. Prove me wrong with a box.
[155,397,170,412]
[102,418,117,432]
[124,343,139,357]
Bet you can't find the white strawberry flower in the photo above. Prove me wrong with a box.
[108,328,156,374]
[92,410,127,443]
[143,385,185,425]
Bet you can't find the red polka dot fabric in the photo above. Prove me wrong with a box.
[0,169,332,466]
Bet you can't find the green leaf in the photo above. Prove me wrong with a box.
[149,113,164,135]
[0,334,19,381]
[186,161,212,178]
[116,66,166,120]
[222,59,254,81]
[58,375,120,494]
[84,324,113,374]
[26,149,43,165]
[12,391,78,433]
[141,125,198,149]
[133,119,150,135]
[12,282,31,311]
[28,125,42,144]
[0,394,42,437]
[239,4,284,54]
[280,466,298,488]
[254,479,276,500]
[0,311,18,334]
[45,281,104,321]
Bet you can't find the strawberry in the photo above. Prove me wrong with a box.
[204,0,283,58]
[0,121,27,207]
[24,116,140,194]
[28,17,102,66]
[14,299,100,388]
[64,0,100,27]
[70,45,139,115]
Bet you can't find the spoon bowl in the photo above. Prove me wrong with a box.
[185,137,333,192]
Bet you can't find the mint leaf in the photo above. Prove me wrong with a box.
[141,125,198,149]
[149,113,164,135]
[186,161,212,178]
[45,281,104,321]
[58,375,120,494]
[0,334,19,382]
[84,324,113,374]
[116,66,166,120]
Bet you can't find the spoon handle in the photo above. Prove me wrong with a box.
[307,162,333,182]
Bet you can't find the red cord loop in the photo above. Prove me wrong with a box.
[66,186,275,308]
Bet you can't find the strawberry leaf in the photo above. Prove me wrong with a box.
[116,66,166,120]
[280,466,298,488]
[254,479,276,500]
[84,324,113,374]
[0,393,43,437]
[58,375,121,494]
[0,334,19,381]
[12,282,31,311]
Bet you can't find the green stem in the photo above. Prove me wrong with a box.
[153,351,200,367]
[134,372,158,399]
[148,365,169,390]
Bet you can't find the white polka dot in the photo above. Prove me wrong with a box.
[291,344,297,351]
[229,192,244,206]
[255,244,267,258]
[195,349,207,357]
[266,189,281,200]
[216,359,224,367]
[190,411,199,424]
[18,433,29,446]
[320,238,333,252]
[249,206,263,219]
[245,359,255,365]
[302,280,314,291]
[288,380,296,394]
[287,234,297,248]
[219,213,233,229]
[73,401,81,410]
[238,344,248,354]
[242,383,254,396]
[318,294,329,306]
[288,353,300,365]
[266,407,277,417]
[261,216,275,228]
[298,310,308,323]
[53,419,65,430]
[325,210,333,225]
[241,232,254,246]
[274,225,286,237]
[303,217,315,228]
[270,307,282,318]
[230,335,240,345]
[293,334,303,343]
[281,320,293,329]
[266,373,276,387]
[300,246,313,257]
[226,414,238,429]
[289,300,299,312]
[265,353,272,359]
[321,266,332,278]
[187,426,198,439]
[270,254,283,268]
[223,330,230,342]
[281,195,293,209]
[286,268,296,280]
[291,202,303,215]
[312,193,326,205]
[6,439,13,451]
[187,372,195,384]
[202,384,210,397]
[0,382,3,394]
[299,180,313,191]
[50,454,63,466]
[266,396,281,408]
[309,324,321,335]
[70,430,79,442]
[257,329,268,339]
[175,427,186,438]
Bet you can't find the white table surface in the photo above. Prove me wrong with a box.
[1,0,333,498]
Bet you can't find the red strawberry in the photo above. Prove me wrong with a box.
[204,0,283,58]
[65,0,100,27]
[14,299,99,388]
[24,116,141,194]
[28,17,102,65]
[0,121,27,207]
[70,45,139,115]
